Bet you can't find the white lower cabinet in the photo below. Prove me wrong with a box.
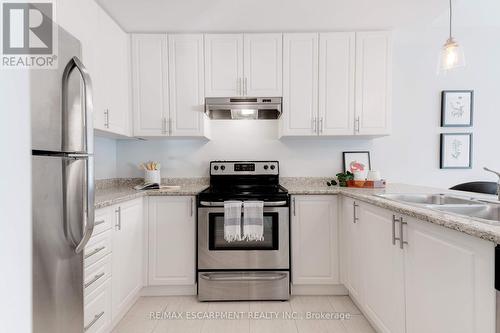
[111,199,144,321]
[291,195,339,287]
[342,200,495,333]
[85,199,144,332]
[148,196,196,286]
[404,216,495,333]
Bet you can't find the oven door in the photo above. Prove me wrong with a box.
[198,206,289,270]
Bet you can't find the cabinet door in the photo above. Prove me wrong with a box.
[243,33,282,97]
[168,34,206,137]
[148,196,196,285]
[204,34,243,97]
[343,197,364,302]
[111,199,143,320]
[360,203,405,333]
[318,32,355,135]
[355,31,392,135]
[281,33,319,136]
[97,7,130,136]
[404,216,495,333]
[132,34,169,136]
[291,195,339,285]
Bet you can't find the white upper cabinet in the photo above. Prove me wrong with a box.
[132,34,169,136]
[168,34,207,137]
[132,34,208,138]
[56,0,131,137]
[318,32,355,135]
[205,33,283,97]
[244,34,283,97]
[355,31,392,135]
[291,195,339,286]
[204,34,244,97]
[281,33,319,136]
[281,31,391,137]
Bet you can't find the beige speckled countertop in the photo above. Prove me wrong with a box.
[95,177,500,243]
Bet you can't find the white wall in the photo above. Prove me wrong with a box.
[0,72,32,332]
[94,136,117,179]
[99,1,500,189]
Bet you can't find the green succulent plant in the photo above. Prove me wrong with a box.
[327,171,354,187]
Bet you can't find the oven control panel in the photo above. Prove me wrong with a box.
[210,161,279,175]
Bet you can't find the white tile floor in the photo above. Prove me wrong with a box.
[112,295,376,333]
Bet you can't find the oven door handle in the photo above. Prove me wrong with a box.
[199,201,287,207]
[199,272,288,281]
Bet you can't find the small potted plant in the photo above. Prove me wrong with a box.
[327,171,354,187]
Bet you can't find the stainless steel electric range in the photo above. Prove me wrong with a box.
[197,161,290,301]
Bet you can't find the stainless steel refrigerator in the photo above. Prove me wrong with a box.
[32,26,94,333]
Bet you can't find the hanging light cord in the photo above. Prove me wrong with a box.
[449,0,453,40]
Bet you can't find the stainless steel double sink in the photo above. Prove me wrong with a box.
[377,193,500,225]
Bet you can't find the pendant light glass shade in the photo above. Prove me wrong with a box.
[439,37,465,71]
[439,0,465,72]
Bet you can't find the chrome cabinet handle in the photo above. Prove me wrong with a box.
[199,201,287,207]
[353,202,359,223]
[84,272,105,288]
[200,272,287,281]
[115,207,121,230]
[355,116,360,133]
[312,117,317,134]
[162,117,167,134]
[104,109,109,128]
[168,118,173,134]
[392,215,401,246]
[84,311,104,332]
[293,197,296,216]
[319,117,323,134]
[243,77,247,95]
[84,246,105,259]
[94,219,105,227]
[190,197,194,217]
[399,217,408,249]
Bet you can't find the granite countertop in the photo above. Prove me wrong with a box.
[94,178,208,209]
[95,177,500,243]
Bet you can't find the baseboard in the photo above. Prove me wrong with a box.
[140,284,197,296]
[348,291,382,333]
[291,284,349,295]
[110,289,141,330]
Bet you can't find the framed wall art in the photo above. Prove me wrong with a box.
[343,151,371,179]
[441,90,474,127]
[440,133,473,169]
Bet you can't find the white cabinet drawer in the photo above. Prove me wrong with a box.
[85,230,112,267]
[93,207,113,238]
[84,279,111,333]
[84,253,112,297]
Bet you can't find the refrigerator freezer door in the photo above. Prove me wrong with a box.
[31,26,93,154]
[33,155,84,333]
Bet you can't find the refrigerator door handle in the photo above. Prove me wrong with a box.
[62,56,94,155]
[63,154,95,254]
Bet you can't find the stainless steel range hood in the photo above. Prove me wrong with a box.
[205,97,282,120]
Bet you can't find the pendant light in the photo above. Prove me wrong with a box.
[439,0,465,71]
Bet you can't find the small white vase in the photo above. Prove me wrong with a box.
[144,170,161,184]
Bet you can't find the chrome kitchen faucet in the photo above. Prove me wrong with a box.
[484,167,500,201]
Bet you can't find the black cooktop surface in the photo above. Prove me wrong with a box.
[198,184,289,202]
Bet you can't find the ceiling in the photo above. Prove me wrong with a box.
[95,0,449,33]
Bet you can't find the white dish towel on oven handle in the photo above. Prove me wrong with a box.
[243,201,264,241]
[224,201,242,242]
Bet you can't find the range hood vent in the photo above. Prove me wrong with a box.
[205,97,282,120]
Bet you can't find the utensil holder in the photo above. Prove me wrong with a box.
[144,170,161,184]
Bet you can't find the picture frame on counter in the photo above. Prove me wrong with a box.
[440,133,473,169]
[343,151,371,179]
[441,90,474,127]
